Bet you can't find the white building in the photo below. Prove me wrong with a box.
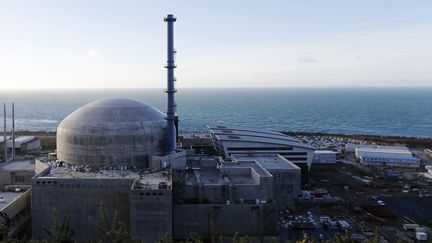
[313,150,338,164]
[345,143,408,152]
[355,147,420,168]
[355,147,412,158]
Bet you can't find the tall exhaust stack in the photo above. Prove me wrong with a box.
[164,14,177,153]
[3,103,7,161]
[12,103,15,160]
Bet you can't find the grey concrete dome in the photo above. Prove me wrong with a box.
[56,98,166,167]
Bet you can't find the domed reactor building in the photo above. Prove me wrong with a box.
[32,14,311,242]
[56,98,166,167]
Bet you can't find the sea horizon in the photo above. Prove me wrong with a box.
[1,87,432,138]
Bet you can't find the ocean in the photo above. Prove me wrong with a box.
[0,87,431,137]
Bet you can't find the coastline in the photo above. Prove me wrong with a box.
[7,129,432,150]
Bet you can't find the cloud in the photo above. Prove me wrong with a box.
[68,49,104,60]
[297,56,317,64]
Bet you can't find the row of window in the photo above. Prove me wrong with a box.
[139,192,164,196]
[279,152,307,156]
[227,146,293,151]
[283,157,307,161]
[34,181,129,189]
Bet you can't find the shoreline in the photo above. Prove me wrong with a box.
[7,129,432,148]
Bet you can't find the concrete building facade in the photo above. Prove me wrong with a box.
[0,160,34,238]
[31,162,174,242]
[208,126,315,184]
[7,136,40,154]
[313,150,338,164]
[232,154,301,206]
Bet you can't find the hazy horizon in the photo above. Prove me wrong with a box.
[1,1,431,89]
[2,85,432,91]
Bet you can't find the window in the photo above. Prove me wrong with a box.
[227,147,293,151]
[15,176,25,183]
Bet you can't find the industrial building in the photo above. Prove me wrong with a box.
[355,147,420,168]
[56,98,166,167]
[27,14,313,242]
[0,189,31,238]
[179,133,215,154]
[0,136,10,161]
[172,155,278,239]
[0,159,35,186]
[32,159,172,242]
[313,150,338,164]
[0,159,34,238]
[345,143,409,152]
[232,154,301,206]
[7,136,40,155]
[209,126,314,184]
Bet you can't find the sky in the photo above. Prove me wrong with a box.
[0,1,431,89]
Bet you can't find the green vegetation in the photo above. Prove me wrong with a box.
[42,209,75,243]
[0,212,12,241]
[90,203,134,243]
[0,207,387,243]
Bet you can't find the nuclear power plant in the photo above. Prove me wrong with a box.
[27,14,314,242]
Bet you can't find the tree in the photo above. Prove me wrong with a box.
[231,232,250,243]
[156,234,174,243]
[43,209,75,243]
[91,202,134,243]
[183,232,203,243]
[0,212,12,241]
[368,227,381,243]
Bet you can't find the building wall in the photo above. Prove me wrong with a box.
[355,149,412,159]
[32,177,134,242]
[267,169,301,207]
[20,139,41,153]
[0,161,35,186]
[360,157,420,168]
[173,203,277,240]
[0,189,31,238]
[313,152,337,164]
[0,170,34,186]
[130,188,172,242]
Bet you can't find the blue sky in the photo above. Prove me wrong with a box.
[0,1,431,89]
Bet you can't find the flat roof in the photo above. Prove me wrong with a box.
[356,147,412,155]
[0,136,10,143]
[39,163,141,179]
[222,160,274,177]
[0,191,26,211]
[7,136,37,147]
[185,167,265,186]
[132,172,171,190]
[232,154,300,170]
[0,159,35,171]
[347,143,409,150]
